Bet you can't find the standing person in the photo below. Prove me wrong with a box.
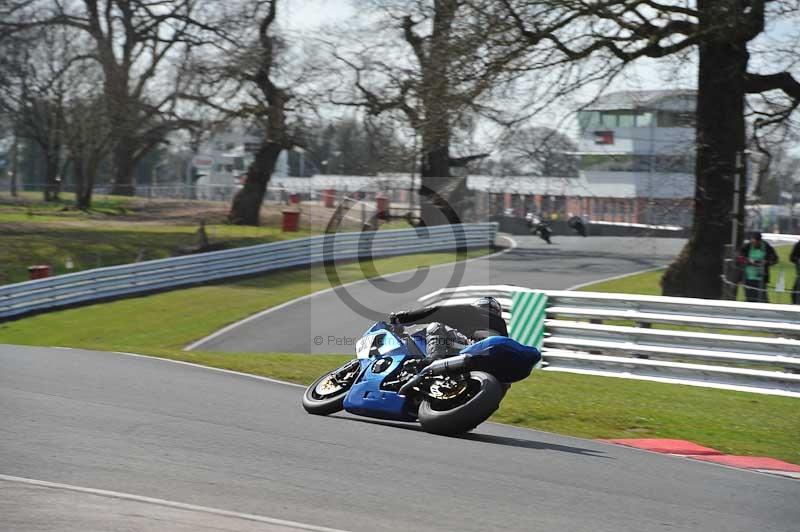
[790,240,800,304]
[737,232,778,303]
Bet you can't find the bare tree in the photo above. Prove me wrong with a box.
[226,1,294,225]
[328,0,556,225]
[62,74,113,210]
[180,0,305,225]
[1,19,112,207]
[0,25,72,201]
[503,0,800,299]
[503,126,578,177]
[2,0,223,196]
[298,117,414,176]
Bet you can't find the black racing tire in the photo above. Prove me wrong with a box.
[302,361,358,416]
[418,371,503,436]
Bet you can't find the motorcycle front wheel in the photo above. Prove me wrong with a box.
[302,360,360,416]
[418,371,503,436]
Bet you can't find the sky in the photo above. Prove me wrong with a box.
[279,0,356,33]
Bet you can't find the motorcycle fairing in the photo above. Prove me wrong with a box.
[343,349,417,422]
[460,336,541,383]
[355,325,403,360]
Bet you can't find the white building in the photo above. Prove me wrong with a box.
[456,90,699,224]
[574,89,697,224]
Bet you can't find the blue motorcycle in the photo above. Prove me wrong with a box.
[302,321,541,435]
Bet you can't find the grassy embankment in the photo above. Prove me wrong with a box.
[0,191,408,284]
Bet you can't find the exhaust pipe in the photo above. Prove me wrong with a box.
[398,355,469,396]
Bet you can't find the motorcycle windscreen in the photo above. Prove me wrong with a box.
[461,336,541,383]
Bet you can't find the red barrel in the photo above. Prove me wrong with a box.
[28,265,52,280]
[323,189,336,208]
[376,194,390,220]
[289,193,300,204]
[282,210,300,232]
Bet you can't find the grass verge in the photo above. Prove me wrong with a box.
[0,192,433,285]
[0,194,323,284]
[0,223,316,285]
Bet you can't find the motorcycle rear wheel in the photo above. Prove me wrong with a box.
[418,371,503,436]
[302,360,359,416]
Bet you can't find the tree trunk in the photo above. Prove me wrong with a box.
[78,178,94,210]
[661,38,748,298]
[111,139,136,196]
[10,129,19,197]
[43,149,61,202]
[73,156,94,210]
[415,0,463,227]
[228,142,283,226]
[419,142,465,225]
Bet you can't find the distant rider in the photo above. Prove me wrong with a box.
[390,297,507,360]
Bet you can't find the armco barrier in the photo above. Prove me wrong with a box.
[0,223,498,320]
[418,285,800,398]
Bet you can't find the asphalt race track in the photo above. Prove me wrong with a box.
[2,345,798,532]
[194,236,685,353]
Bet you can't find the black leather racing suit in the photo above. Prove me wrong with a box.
[391,304,508,359]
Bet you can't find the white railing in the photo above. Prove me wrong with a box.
[419,285,800,398]
[763,233,800,244]
[0,224,498,320]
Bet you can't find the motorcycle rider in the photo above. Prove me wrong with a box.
[389,297,506,360]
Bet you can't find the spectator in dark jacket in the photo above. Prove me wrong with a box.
[737,232,778,303]
[790,240,800,304]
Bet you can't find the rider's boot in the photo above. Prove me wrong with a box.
[425,322,469,360]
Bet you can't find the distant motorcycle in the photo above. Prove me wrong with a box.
[526,214,552,244]
[567,216,588,237]
[302,320,540,435]
[535,222,552,244]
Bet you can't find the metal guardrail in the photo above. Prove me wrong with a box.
[419,285,800,398]
[0,223,498,320]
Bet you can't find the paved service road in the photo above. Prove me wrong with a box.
[1,345,797,532]
[195,236,685,353]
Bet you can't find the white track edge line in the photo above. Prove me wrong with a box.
[0,474,352,532]
[566,265,667,291]
[184,236,517,351]
[107,350,305,388]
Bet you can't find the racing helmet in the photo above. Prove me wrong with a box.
[471,296,502,317]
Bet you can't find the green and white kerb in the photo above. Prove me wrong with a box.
[509,291,548,350]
